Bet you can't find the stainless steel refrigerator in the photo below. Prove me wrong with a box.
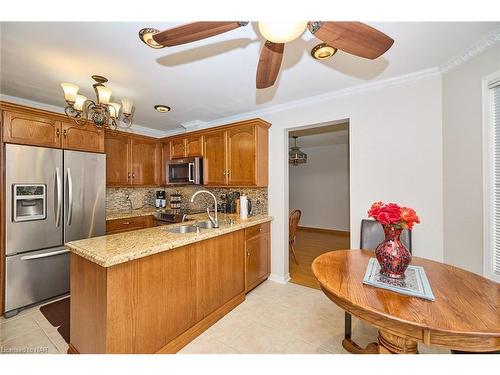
[4,144,105,317]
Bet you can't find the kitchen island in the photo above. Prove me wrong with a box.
[65,214,272,354]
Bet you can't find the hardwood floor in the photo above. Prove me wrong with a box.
[289,228,350,289]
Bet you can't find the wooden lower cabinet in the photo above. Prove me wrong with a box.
[70,229,251,354]
[245,222,271,292]
[106,216,154,234]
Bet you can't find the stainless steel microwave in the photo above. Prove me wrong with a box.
[166,157,203,185]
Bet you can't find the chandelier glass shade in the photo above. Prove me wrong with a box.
[289,136,307,166]
[61,75,134,131]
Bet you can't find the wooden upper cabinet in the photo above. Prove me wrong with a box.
[227,124,256,186]
[161,142,170,185]
[170,138,186,159]
[2,110,61,148]
[105,130,162,187]
[130,138,161,186]
[203,130,227,186]
[185,136,203,157]
[170,135,203,159]
[62,121,105,153]
[105,132,131,186]
[202,120,269,187]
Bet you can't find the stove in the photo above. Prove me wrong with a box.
[152,209,204,224]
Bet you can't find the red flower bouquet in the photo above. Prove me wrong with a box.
[368,201,420,229]
[367,202,420,279]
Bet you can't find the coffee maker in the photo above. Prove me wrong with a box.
[155,190,166,209]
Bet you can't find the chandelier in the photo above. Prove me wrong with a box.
[60,75,134,131]
[289,136,307,166]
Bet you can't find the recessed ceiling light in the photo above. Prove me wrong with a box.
[138,28,164,49]
[311,43,337,60]
[154,104,171,113]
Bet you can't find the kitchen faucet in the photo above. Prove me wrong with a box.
[190,190,219,228]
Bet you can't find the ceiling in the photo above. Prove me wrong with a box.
[290,122,349,148]
[1,22,499,134]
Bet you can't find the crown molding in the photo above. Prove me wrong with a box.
[440,27,500,74]
[0,93,167,138]
[197,67,442,128]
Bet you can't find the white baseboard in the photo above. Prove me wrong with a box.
[268,273,290,284]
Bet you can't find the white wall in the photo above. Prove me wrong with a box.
[265,74,444,281]
[289,143,350,231]
[442,44,500,275]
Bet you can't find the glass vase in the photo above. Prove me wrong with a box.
[375,224,411,279]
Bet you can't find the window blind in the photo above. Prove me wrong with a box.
[491,83,500,278]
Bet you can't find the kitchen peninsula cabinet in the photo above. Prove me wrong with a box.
[105,130,161,187]
[66,217,272,354]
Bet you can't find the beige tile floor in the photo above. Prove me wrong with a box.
[0,281,449,354]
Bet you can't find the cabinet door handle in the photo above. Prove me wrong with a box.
[123,221,130,225]
[247,251,250,256]
[128,172,131,179]
[56,128,60,137]
[63,129,67,138]
[132,173,135,179]
[223,171,227,176]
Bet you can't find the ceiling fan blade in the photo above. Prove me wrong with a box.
[152,22,248,47]
[256,41,285,89]
[309,22,394,59]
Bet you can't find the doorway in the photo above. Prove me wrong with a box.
[287,121,350,289]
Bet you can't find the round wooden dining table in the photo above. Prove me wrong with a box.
[312,250,500,354]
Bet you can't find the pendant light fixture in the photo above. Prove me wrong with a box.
[289,136,307,166]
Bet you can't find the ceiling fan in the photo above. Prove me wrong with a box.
[150,22,394,89]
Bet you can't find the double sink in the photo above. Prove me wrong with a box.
[164,220,218,234]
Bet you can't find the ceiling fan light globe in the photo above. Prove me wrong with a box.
[258,21,307,43]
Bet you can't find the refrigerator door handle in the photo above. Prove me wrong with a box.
[20,249,69,261]
[67,167,73,226]
[55,167,62,227]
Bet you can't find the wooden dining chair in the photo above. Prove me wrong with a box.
[289,209,301,265]
[344,219,412,353]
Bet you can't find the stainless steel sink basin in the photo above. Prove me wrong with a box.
[165,225,199,234]
[195,220,217,229]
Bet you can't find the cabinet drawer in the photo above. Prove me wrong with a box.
[106,216,152,234]
[245,222,270,240]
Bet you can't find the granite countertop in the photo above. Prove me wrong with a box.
[66,214,273,268]
[106,207,159,220]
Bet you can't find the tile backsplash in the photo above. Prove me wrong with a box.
[106,186,268,215]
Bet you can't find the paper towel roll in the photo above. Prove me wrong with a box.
[240,195,248,220]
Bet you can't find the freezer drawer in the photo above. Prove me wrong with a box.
[5,247,70,313]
